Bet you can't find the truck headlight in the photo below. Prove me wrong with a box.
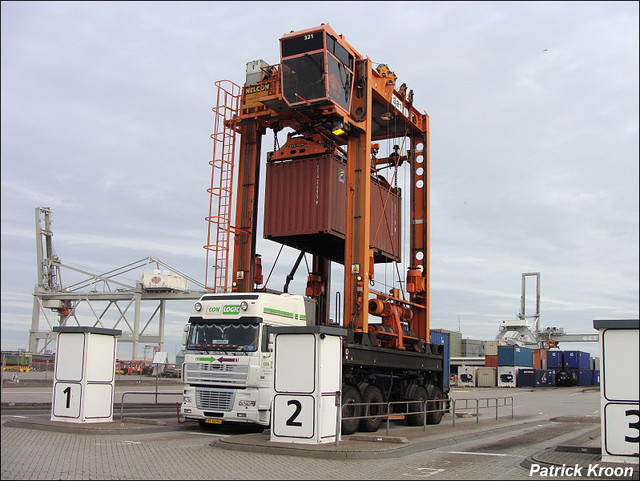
[183,396,192,403]
[238,400,255,407]
[194,302,202,312]
[240,301,249,311]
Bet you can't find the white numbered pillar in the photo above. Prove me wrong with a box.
[270,326,345,444]
[593,319,639,464]
[51,326,121,423]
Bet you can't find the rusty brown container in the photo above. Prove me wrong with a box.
[532,349,548,370]
[264,155,401,264]
[485,355,498,368]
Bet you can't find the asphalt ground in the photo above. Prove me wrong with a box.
[1,377,638,480]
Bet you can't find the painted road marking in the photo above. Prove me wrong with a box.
[447,451,521,458]
[188,432,229,437]
[403,468,445,477]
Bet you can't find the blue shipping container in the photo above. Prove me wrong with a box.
[517,368,536,387]
[556,369,577,387]
[564,350,590,369]
[497,345,533,367]
[547,350,564,369]
[591,370,600,386]
[535,369,556,387]
[430,330,449,388]
[569,369,592,386]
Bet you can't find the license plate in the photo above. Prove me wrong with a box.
[205,418,222,424]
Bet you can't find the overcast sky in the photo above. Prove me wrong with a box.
[2,1,638,360]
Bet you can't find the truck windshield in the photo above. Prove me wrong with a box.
[186,322,260,352]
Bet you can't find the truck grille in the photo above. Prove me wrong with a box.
[196,387,235,411]
[185,362,249,387]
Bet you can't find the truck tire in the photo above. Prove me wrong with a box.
[359,385,384,432]
[405,386,428,426]
[426,386,445,425]
[341,384,362,435]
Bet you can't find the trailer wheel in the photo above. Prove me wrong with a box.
[405,386,428,426]
[341,385,362,435]
[426,386,445,425]
[359,385,384,432]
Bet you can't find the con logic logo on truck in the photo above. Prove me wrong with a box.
[207,305,241,315]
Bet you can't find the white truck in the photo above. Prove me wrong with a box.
[180,292,314,427]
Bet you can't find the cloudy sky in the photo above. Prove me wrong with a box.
[2,1,638,360]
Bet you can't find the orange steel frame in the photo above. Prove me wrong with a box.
[208,24,431,345]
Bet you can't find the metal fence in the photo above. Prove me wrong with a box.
[341,396,514,436]
[119,390,183,421]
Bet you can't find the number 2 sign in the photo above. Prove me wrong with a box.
[272,395,314,438]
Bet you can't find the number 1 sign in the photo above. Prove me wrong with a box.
[50,326,121,423]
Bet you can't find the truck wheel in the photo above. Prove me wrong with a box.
[426,386,445,425]
[341,385,362,435]
[359,385,384,432]
[405,386,428,426]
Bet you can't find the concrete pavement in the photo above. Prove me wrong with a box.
[2,384,638,479]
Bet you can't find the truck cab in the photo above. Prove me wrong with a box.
[180,292,314,427]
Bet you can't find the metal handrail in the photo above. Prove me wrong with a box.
[119,390,183,421]
[341,395,514,435]
[341,398,451,436]
[450,396,514,425]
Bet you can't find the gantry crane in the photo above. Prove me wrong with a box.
[205,24,430,346]
[203,25,445,432]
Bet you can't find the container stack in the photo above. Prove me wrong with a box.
[497,345,533,387]
[564,350,591,386]
[484,340,503,368]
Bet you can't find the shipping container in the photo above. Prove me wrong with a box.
[430,330,450,388]
[483,340,505,356]
[591,370,600,386]
[264,155,401,264]
[461,339,485,357]
[432,329,462,357]
[458,366,477,387]
[547,350,564,369]
[476,367,497,387]
[534,369,556,387]
[497,345,533,367]
[517,368,536,387]
[556,369,577,387]
[497,366,525,387]
[564,350,590,369]
[485,354,498,368]
[532,349,547,370]
[569,368,592,386]
[594,357,600,371]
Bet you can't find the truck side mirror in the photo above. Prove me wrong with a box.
[261,325,271,353]
[181,325,189,350]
